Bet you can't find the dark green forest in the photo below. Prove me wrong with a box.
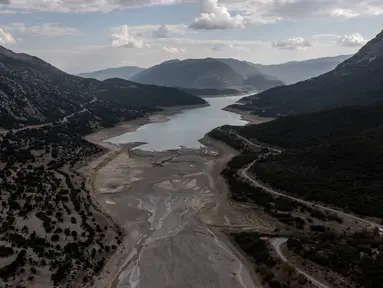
[287,232,383,288]
[212,105,383,218]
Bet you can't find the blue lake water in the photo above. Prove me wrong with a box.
[107,96,248,151]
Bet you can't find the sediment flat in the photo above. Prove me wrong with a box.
[83,116,271,288]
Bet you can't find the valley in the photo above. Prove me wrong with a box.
[0,22,383,288]
[82,96,271,288]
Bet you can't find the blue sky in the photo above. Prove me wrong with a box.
[0,0,382,73]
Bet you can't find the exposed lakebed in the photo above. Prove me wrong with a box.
[107,96,248,150]
[87,96,264,288]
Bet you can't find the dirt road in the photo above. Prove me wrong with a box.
[270,238,330,288]
[241,162,382,229]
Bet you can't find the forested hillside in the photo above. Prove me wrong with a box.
[238,30,383,117]
[0,46,205,129]
[212,104,383,218]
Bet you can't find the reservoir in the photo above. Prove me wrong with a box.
[107,96,248,150]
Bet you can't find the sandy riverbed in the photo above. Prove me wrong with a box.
[82,107,274,288]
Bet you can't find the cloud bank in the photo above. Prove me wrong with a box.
[0,28,16,45]
[337,33,367,47]
[189,0,245,30]
[272,37,312,50]
[110,25,144,48]
[4,23,79,37]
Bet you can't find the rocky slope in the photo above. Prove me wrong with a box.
[0,46,205,129]
[239,30,383,116]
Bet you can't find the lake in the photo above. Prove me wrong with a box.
[106,96,248,151]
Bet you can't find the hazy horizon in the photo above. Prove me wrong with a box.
[1,0,382,74]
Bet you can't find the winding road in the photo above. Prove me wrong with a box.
[231,130,382,230]
[229,130,383,288]
[241,161,382,229]
[271,238,330,288]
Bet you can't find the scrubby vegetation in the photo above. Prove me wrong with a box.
[233,233,308,288]
[234,105,383,149]
[252,126,383,218]
[210,103,383,288]
[211,105,383,218]
[287,231,383,288]
[0,103,153,287]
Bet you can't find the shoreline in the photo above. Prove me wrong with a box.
[82,102,267,288]
[84,104,208,150]
[223,106,275,124]
[82,104,216,288]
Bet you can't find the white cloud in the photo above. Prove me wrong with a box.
[330,8,359,19]
[337,33,367,47]
[0,10,18,14]
[0,0,10,4]
[222,0,383,24]
[212,43,248,51]
[24,34,355,75]
[110,25,145,48]
[0,28,16,45]
[162,46,185,53]
[152,25,168,38]
[189,0,245,30]
[4,23,80,36]
[120,24,187,38]
[272,37,312,50]
[2,0,383,25]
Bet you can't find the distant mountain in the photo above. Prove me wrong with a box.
[218,58,277,80]
[254,55,351,84]
[0,46,205,129]
[77,66,145,81]
[131,58,283,91]
[239,30,383,117]
[243,75,284,91]
[131,58,244,89]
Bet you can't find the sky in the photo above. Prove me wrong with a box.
[0,0,383,74]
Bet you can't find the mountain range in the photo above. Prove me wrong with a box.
[239,30,383,117]
[78,56,349,92]
[0,46,205,129]
[254,55,351,84]
[131,58,285,91]
[132,58,245,89]
[77,66,145,81]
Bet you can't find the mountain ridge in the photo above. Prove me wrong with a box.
[254,55,351,84]
[131,58,245,89]
[0,46,206,129]
[77,66,145,81]
[85,56,348,91]
[238,30,383,117]
[131,58,284,91]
